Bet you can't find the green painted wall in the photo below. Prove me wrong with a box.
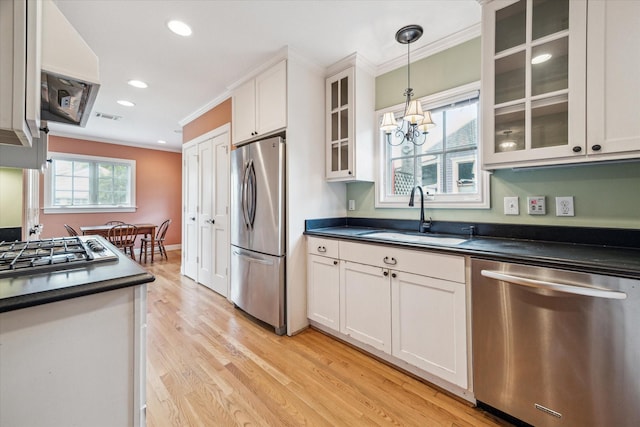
[0,167,23,227]
[348,37,640,230]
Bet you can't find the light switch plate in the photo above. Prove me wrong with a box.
[527,196,546,215]
[504,196,519,215]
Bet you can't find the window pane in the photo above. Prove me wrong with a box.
[389,158,415,196]
[419,155,440,194]
[445,103,478,149]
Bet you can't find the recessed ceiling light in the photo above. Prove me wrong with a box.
[117,100,135,107]
[167,20,192,36]
[128,79,148,89]
[158,140,167,144]
[531,53,552,64]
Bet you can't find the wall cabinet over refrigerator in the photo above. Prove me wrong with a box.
[232,60,287,145]
[481,0,640,170]
[325,54,375,181]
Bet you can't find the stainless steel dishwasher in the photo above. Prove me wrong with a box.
[471,258,639,427]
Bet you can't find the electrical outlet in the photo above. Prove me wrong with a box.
[527,196,546,215]
[348,199,356,211]
[504,196,519,215]
[555,196,575,216]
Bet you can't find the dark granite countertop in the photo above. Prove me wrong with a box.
[0,238,155,313]
[305,218,640,280]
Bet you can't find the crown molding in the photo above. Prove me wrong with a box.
[376,23,481,76]
[178,91,231,127]
[48,131,182,153]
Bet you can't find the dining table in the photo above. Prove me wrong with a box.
[80,223,157,262]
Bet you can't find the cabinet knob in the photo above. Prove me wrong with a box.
[348,171,352,175]
[391,273,397,278]
[572,146,582,153]
[333,260,338,265]
[592,144,602,152]
[383,271,389,277]
[317,246,327,253]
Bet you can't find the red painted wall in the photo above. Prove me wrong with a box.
[40,136,182,245]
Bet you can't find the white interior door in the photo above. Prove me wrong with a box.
[211,136,229,296]
[197,139,214,288]
[182,144,198,280]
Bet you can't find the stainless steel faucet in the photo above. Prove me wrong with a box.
[408,185,432,233]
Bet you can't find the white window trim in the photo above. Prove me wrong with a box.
[44,152,137,214]
[375,81,491,209]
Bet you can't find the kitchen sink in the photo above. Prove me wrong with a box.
[361,231,468,246]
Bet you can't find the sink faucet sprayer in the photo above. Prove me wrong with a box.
[408,185,432,233]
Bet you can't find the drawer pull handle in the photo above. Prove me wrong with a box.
[317,246,327,253]
[383,256,397,265]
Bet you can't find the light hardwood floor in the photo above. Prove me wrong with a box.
[143,251,510,427]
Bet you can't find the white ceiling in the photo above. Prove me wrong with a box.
[49,0,481,152]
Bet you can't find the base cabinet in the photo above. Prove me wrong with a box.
[307,236,469,392]
[340,261,391,353]
[391,271,467,388]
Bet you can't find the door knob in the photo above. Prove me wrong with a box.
[190,217,196,221]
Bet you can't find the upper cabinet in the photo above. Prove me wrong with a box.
[482,0,586,169]
[325,55,375,181]
[0,0,41,147]
[232,60,287,145]
[586,0,640,158]
[481,0,640,169]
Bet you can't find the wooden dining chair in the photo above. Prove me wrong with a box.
[139,219,171,263]
[64,224,79,236]
[105,220,125,226]
[107,224,138,259]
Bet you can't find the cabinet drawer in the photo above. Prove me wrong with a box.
[339,240,465,283]
[307,236,339,258]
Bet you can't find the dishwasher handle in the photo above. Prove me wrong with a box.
[481,270,627,300]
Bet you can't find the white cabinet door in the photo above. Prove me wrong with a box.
[340,261,391,353]
[197,138,214,288]
[255,59,287,136]
[481,0,587,169]
[586,0,640,157]
[232,79,256,144]
[232,60,287,145]
[391,270,467,388]
[307,254,340,331]
[211,138,229,297]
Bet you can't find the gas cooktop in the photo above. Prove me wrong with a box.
[0,236,119,277]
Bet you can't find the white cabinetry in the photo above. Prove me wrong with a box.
[391,270,467,388]
[341,260,391,352]
[325,55,375,181]
[482,0,640,169]
[307,236,469,391]
[307,237,340,331]
[586,0,640,158]
[0,285,147,427]
[232,60,287,145]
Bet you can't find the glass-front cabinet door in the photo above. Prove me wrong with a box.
[326,68,354,179]
[482,0,587,169]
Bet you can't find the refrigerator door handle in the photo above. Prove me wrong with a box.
[247,160,257,229]
[232,250,274,266]
[241,161,251,228]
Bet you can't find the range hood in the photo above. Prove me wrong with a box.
[40,0,100,127]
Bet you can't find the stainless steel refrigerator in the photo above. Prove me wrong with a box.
[230,136,286,335]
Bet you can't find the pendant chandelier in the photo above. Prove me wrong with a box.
[380,25,436,146]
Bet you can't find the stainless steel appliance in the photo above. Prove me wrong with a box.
[0,236,118,277]
[230,136,286,335]
[472,258,639,427]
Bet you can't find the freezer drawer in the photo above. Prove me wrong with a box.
[230,246,285,335]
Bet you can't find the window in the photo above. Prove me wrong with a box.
[376,82,490,209]
[44,153,136,213]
